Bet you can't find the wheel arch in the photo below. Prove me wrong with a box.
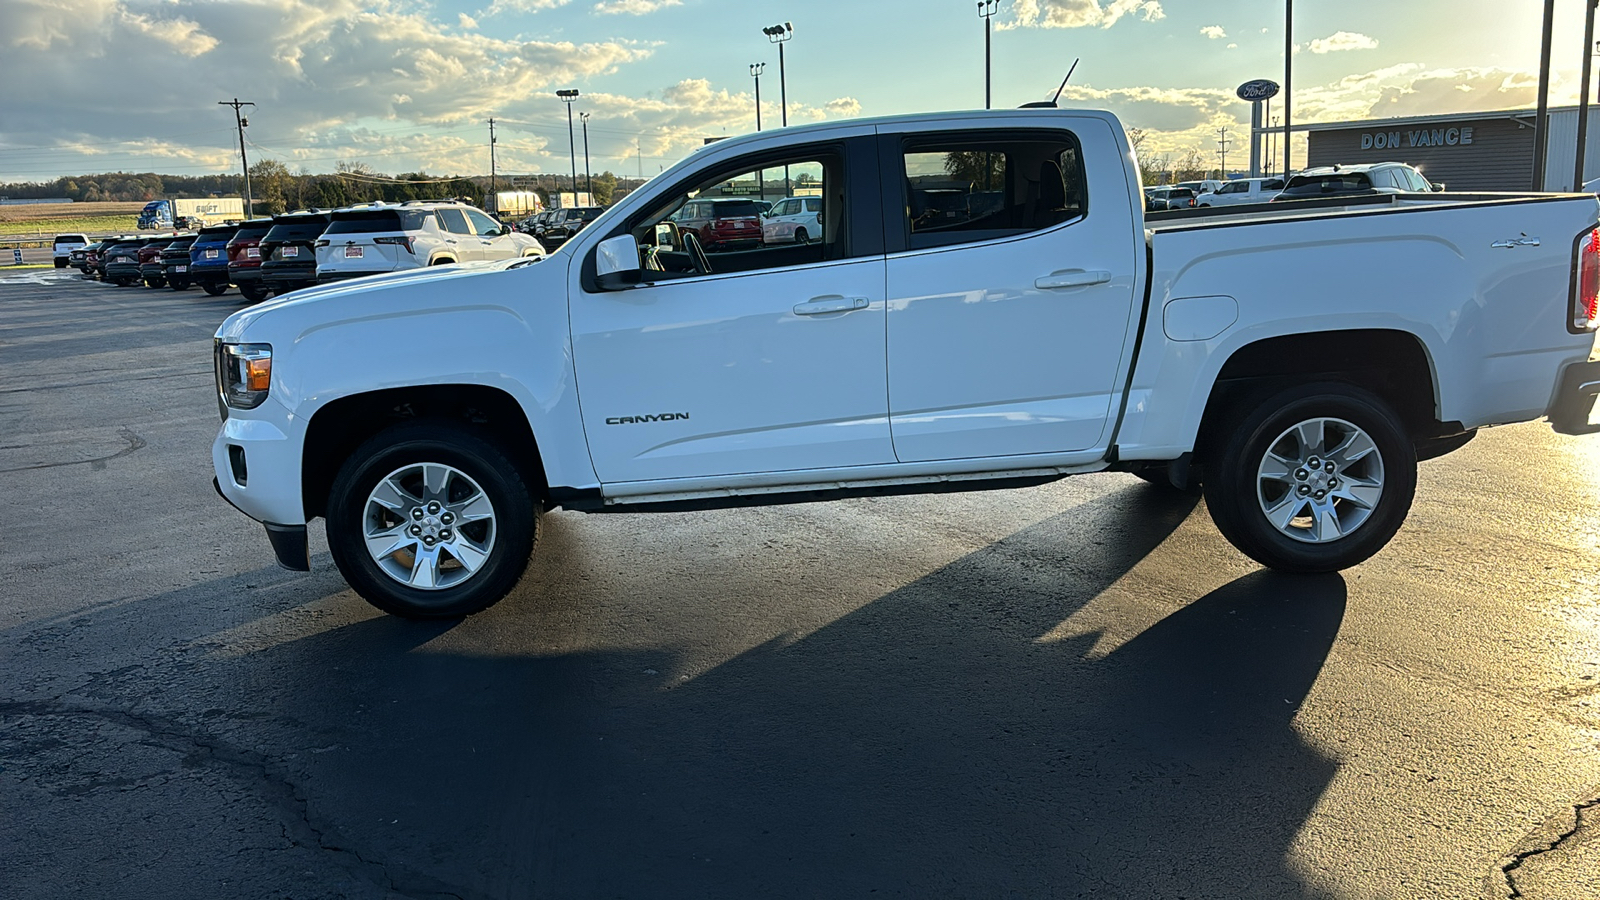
[1193,328,1449,465]
[301,384,547,521]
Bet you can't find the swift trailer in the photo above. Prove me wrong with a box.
[210,108,1600,619]
[138,197,244,230]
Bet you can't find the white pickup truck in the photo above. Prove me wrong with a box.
[211,108,1600,618]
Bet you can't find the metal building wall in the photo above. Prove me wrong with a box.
[1540,108,1600,191]
[1306,117,1535,191]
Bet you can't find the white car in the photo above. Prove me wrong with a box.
[1175,180,1223,197]
[52,233,88,268]
[762,195,825,244]
[314,200,543,282]
[1195,177,1286,207]
[213,107,1600,619]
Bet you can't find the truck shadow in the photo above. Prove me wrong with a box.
[4,484,1348,899]
[236,486,1344,898]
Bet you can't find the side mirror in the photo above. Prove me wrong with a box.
[1431,182,1445,192]
[595,233,641,291]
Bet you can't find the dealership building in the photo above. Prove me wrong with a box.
[1297,104,1600,192]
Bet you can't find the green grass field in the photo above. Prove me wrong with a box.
[0,215,140,237]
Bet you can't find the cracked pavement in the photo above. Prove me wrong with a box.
[1,273,1598,898]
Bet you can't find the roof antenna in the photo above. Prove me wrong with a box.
[1020,58,1079,108]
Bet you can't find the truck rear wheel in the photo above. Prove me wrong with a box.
[1203,382,1415,573]
[202,283,228,296]
[326,422,539,619]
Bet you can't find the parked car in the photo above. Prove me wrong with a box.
[314,200,544,282]
[209,107,1600,619]
[259,211,332,295]
[762,195,824,244]
[161,234,199,291]
[136,235,182,288]
[1175,180,1223,197]
[102,237,152,286]
[671,198,765,251]
[84,239,118,280]
[1144,187,1195,211]
[69,242,97,274]
[1272,162,1440,202]
[224,219,278,303]
[1195,177,1286,207]
[190,223,242,296]
[52,233,89,268]
[542,207,605,249]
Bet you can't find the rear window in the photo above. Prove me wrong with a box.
[228,221,275,243]
[263,219,329,242]
[54,235,87,246]
[1283,173,1373,194]
[709,200,761,218]
[197,226,238,240]
[325,210,432,235]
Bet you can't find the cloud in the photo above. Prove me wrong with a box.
[458,12,478,28]
[476,0,570,18]
[1002,0,1164,30]
[824,98,863,117]
[1308,31,1378,54]
[1200,25,1225,39]
[593,0,681,14]
[1226,43,1237,49]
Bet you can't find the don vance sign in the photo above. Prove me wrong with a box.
[1361,127,1475,150]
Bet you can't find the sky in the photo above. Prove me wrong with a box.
[0,0,1592,183]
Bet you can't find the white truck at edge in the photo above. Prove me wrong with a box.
[211,108,1600,619]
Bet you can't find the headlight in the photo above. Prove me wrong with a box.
[215,340,273,415]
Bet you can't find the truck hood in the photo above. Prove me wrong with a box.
[215,256,558,343]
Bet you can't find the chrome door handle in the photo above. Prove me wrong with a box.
[794,296,870,315]
[1035,269,1112,290]
[1491,237,1541,249]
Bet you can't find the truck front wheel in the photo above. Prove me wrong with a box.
[1204,382,1416,573]
[326,422,539,619]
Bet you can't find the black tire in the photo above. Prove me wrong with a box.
[1203,382,1416,573]
[202,283,228,296]
[113,277,133,287]
[794,227,809,244]
[239,283,270,303]
[54,259,66,269]
[168,278,190,291]
[144,277,165,289]
[326,422,539,619]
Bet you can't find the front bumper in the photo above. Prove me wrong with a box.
[1547,360,1600,435]
[212,478,309,572]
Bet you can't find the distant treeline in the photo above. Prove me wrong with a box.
[0,163,646,212]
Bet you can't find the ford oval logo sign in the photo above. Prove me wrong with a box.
[1236,79,1280,102]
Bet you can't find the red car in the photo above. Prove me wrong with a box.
[226,219,277,303]
[671,198,765,252]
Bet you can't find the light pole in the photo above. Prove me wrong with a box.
[1282,0,1292,179]
[762,23,793,128]
[218,98,255,218]
[580,112,593,202]
[977,1,999,110]
[557,89,580,202]
[488,117,497,205]
[1577,4,1597,191]
[750,63,765,131]
[1532,0,1555,190]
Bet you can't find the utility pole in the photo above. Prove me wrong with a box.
[580,112,592,201]
[1532,0,1556,190]
[1283,0,1292,179]
[1577,1,1598,191]
[557,90,580,202]
[978,1,1000,109]
[1218,127,1231,179]
[218,98,256,218]
[488,118,498,204]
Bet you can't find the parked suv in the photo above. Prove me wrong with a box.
[1144,187,1195,211]
[761,195,824,244]
[671,198,764,251]
[314,200,544,282]
[53,233,89,268]
[102,237,151,286]
[225,219,278,302]
[190,223,242,296]
[1196,177,1285,207]
[137,235,182,288]
[161,234,199,291]
[541,207,604,249]
[259,211,332,294]
[1272,162,1440,202]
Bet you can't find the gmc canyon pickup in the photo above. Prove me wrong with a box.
[211,108,1600,618]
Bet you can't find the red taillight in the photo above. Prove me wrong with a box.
[1577,228,1600,332]
[374,236,414,253]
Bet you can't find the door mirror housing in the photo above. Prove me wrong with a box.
[595,233,641,291]
[1431,182,1445,192]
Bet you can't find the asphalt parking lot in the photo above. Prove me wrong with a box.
[1,269,1598,899]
